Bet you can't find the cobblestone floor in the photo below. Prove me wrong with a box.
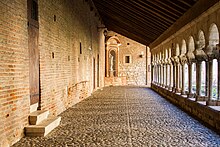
[13,86,220,147]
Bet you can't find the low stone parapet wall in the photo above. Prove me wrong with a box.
[151,83,220,134]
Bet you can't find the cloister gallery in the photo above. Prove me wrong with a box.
[1,0,220,146]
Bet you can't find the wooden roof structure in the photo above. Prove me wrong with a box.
[92,0,218,47]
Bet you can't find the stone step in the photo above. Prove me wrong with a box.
[29,110,49,125]
[25,116,61,137]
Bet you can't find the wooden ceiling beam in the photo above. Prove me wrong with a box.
[102,15,158,40]
[150,0,218,49]
[152,0,184,15]
[99,11,164,36]
[92,0,199,45]
[166,0,188,11]
[106,23,151,45]
[115,0,174,24]
[100,0,171,28]
[95,2,167,32]
[104,16,156,40]
[176,0,194,7]
[135,0,179,20]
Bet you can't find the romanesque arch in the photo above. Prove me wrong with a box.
[106,36,121,77]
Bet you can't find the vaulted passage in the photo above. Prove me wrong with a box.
[13,87,220,146]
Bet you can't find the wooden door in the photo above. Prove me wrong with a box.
[93,58,96,90]
[28,0,40,105]
[97,55,99,87]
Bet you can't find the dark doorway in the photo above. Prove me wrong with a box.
[28,0,40,105]
[93,58,96,90]
[97,55,99,87]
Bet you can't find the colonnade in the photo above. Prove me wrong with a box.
[151,23,220,104]
[152,56,220,102]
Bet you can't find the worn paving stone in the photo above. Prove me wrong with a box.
[13,87,220,147]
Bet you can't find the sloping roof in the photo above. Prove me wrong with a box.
[93,0,218,46]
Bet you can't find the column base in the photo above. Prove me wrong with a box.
[206,100,220,106]
[195,95,209,101]
[181,90,186,95]
[172,87,176,93]
[187,93,195,98]
[168,86,172,91]
[175,88,181,93]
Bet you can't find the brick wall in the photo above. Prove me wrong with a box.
[108,32,148,85]
[0,0,29,146]
[0,0,105,146]
[38,0,104,115]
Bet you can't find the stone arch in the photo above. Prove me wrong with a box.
[209,23,219,46]
[206,24,219,58]
[181,39,187,54]
[107,36,121,45]
[194,30,207,61]
[176,44,180,56]
[187,36,195,61]
[165,49,168,59]
[159,52,162,60]
[169,48,172,58]
[198,30,206,49]
[106,36,121,77]
[188,36,195,52]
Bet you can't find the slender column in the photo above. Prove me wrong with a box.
[163,65,166,87]
[196,61,202,100]
[166,64,169,88]
[156,65,158,84]
[170,64,173,89]
[218,60,220,100]
[176,64,179,92]
[153,66,155,83]
[208,60,213,100]
[154,66,156,83]
[161,64,164,87]
[155,66,157,83]
[160,65,163,86]
[158,65,160,84]
[163,65,165,87]
[161,65,163,86]
[179,64,182,90]
[172,63,176,92]
[181,64,185,95]
[188,63,193,97]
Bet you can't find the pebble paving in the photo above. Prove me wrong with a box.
[13,86,220,147]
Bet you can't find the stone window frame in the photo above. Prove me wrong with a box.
[124,54,132,64]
